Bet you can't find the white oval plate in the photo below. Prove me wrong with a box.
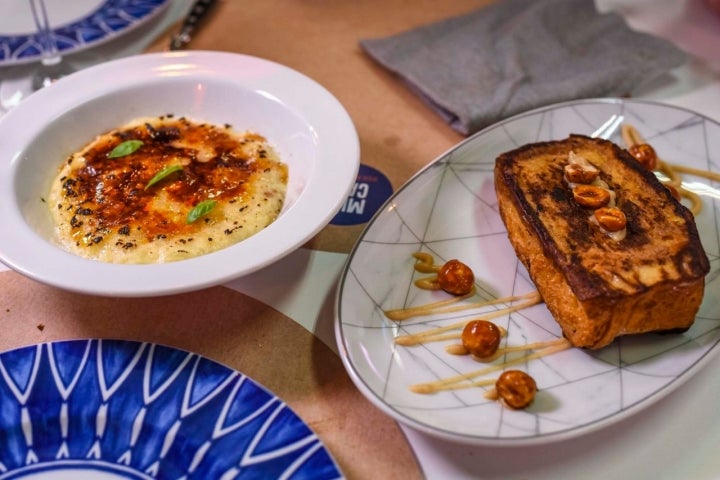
[0,0,171,66]
[0,51,359,296]
[336,99,720,446]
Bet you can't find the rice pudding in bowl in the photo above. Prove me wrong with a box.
[0,51,359,296]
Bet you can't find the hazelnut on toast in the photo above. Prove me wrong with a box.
[494,135,709,349]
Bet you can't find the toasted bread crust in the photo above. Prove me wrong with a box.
[495,135,709,349]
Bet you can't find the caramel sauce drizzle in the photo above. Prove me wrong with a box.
[621,124,715,216]
[386,252,571,398]
[393,292,540,345]
[385,252,540,321]
[385,289,478,321]
[410,339,571,394]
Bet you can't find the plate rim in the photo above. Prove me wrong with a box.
[0,0,172,67]
[0,337,343,476]
[334,97,720,446]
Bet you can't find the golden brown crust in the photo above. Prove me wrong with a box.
[494,135,709,349]
[48,116,288,264]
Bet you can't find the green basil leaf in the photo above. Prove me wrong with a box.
[186,199,217,224]
[108,140,143,158]
[145,164,183,190]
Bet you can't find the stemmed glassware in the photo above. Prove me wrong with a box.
[0,0,75,113]
[29,0,74,91]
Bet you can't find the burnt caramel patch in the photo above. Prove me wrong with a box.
[63,118,274,241]
[48,116,288,264]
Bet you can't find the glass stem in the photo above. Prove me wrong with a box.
[29,0,62,67]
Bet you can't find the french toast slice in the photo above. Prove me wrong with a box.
[494,134,709,349]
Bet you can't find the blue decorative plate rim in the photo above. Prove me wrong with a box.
[0,339,342,479]
[0,0,171,66]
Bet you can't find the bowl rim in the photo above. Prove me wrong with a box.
[0,51,360,297]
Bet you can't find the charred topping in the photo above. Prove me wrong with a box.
[58,117,283,242]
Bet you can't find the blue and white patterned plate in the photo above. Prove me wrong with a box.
[0,0,170,66]
[0,339,342,479]
[336,98,720,446]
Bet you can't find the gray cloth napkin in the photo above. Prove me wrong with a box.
[360,0,686,135]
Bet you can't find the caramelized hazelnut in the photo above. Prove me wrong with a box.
[572,184,611,209]
[437,259,474,295]
[564,163,599,184]
[628,143,658,170]
[594,206,626,232]
[461,320,501,358]
[495,370,537,409]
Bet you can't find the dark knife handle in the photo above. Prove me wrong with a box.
[170,0,218,50]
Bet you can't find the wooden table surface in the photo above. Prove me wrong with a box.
[7,1,719,478]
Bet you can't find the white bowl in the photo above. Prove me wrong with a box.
[0,51,360,296]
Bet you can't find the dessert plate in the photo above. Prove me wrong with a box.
[336,98,720,446]
[0,0,171,66]
[0,339,342,478]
